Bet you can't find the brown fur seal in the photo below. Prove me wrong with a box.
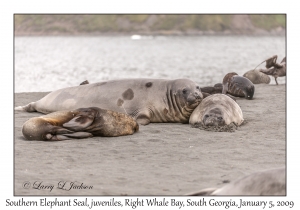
[243,69,271,84]
[186,167,285,196]
[222,72,255,99]
[22,107,139,141]
[259,55,286,85]
[189,94,243,127]
[15,78,203,125]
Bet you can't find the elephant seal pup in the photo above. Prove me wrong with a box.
[186,167,285,196]
[243,69,271,84]
[259,56,286,85]
[189,94,243,129]
[22,107,139,141]
[222,72,255,99]
[15,78,203,125]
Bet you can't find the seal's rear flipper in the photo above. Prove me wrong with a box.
[185,188,217,196]
[14,102,37,112]
[63,115,94,131]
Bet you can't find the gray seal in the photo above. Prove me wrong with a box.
[186,167,285,196]
[15,78,203,125]
[222,72,255,99]
[22,107,139,140]
[243,69,271,84]
[189,94,243,127]
[259,55,286,85]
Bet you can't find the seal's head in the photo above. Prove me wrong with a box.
[172,79,203,112]
[244,84,255,99]
[202,107,225,126]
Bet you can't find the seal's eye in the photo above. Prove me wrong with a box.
[182,88,187,94]
[204,114,209,118]
[217,117,223,121]
[196,86,200,89]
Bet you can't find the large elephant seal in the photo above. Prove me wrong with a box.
[186,167,285,196]
[259,55,286,85]
[189,94,243,127]
[222,72,255,99]
[15,78,203,125]
[22,107,139,140]
[243,69,271,84]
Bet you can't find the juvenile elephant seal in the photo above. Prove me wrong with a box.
[189,94,243,127]
[22,107,139,140]
[200,83,223,95]
[243,69,271,84]
[222,72,255,99]
[259,55,286,85]
[15,78,203,125]
[186,167,285,196]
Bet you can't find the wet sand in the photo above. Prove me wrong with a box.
[14,84,286,195]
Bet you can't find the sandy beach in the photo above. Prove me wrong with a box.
[14,84,286,196]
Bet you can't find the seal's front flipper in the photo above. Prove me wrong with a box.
[63,115,94,131]
[46,132,93,140]
[57,132,93,140]
[136,115,151,125]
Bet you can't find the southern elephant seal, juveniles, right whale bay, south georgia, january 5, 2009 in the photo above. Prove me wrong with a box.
[186,167,286,196]
[189,94,244,130]
[222,72,255,99]
[15,78,203,125]
[22,107,139,141]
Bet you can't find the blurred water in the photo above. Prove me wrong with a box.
[15,36,285,93]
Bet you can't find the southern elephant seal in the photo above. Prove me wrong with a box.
[222,72,255,99]
[200,83,236,101]
[186,167,285,196]
[15,78,203,125]
[243,69,271,84]
[189,94,243,127]
[259,55,286,85]
[22,107,139,141]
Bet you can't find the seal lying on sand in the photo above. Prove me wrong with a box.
[22,107,139,140]
[243,69,271,84]
[186,167,285,196]
[15,78,203,125]
[259,55,286,85]
[222,72,255,99]
[200,83,236,101]
[189,94,243,127]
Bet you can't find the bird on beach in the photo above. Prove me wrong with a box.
[256,55,286,85]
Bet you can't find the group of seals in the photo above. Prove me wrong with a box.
[16,78,203,126]
[22,107,139,140]
[186,167,285,196]
[189,94,243,127]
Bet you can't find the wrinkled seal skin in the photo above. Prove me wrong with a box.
[243,69,271,84]
[189,94,243,127]
[186,167,285,196]
[22,107,139,141]
[259,55,286,85]
[222,72,255,99]
[15,78,203,125]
